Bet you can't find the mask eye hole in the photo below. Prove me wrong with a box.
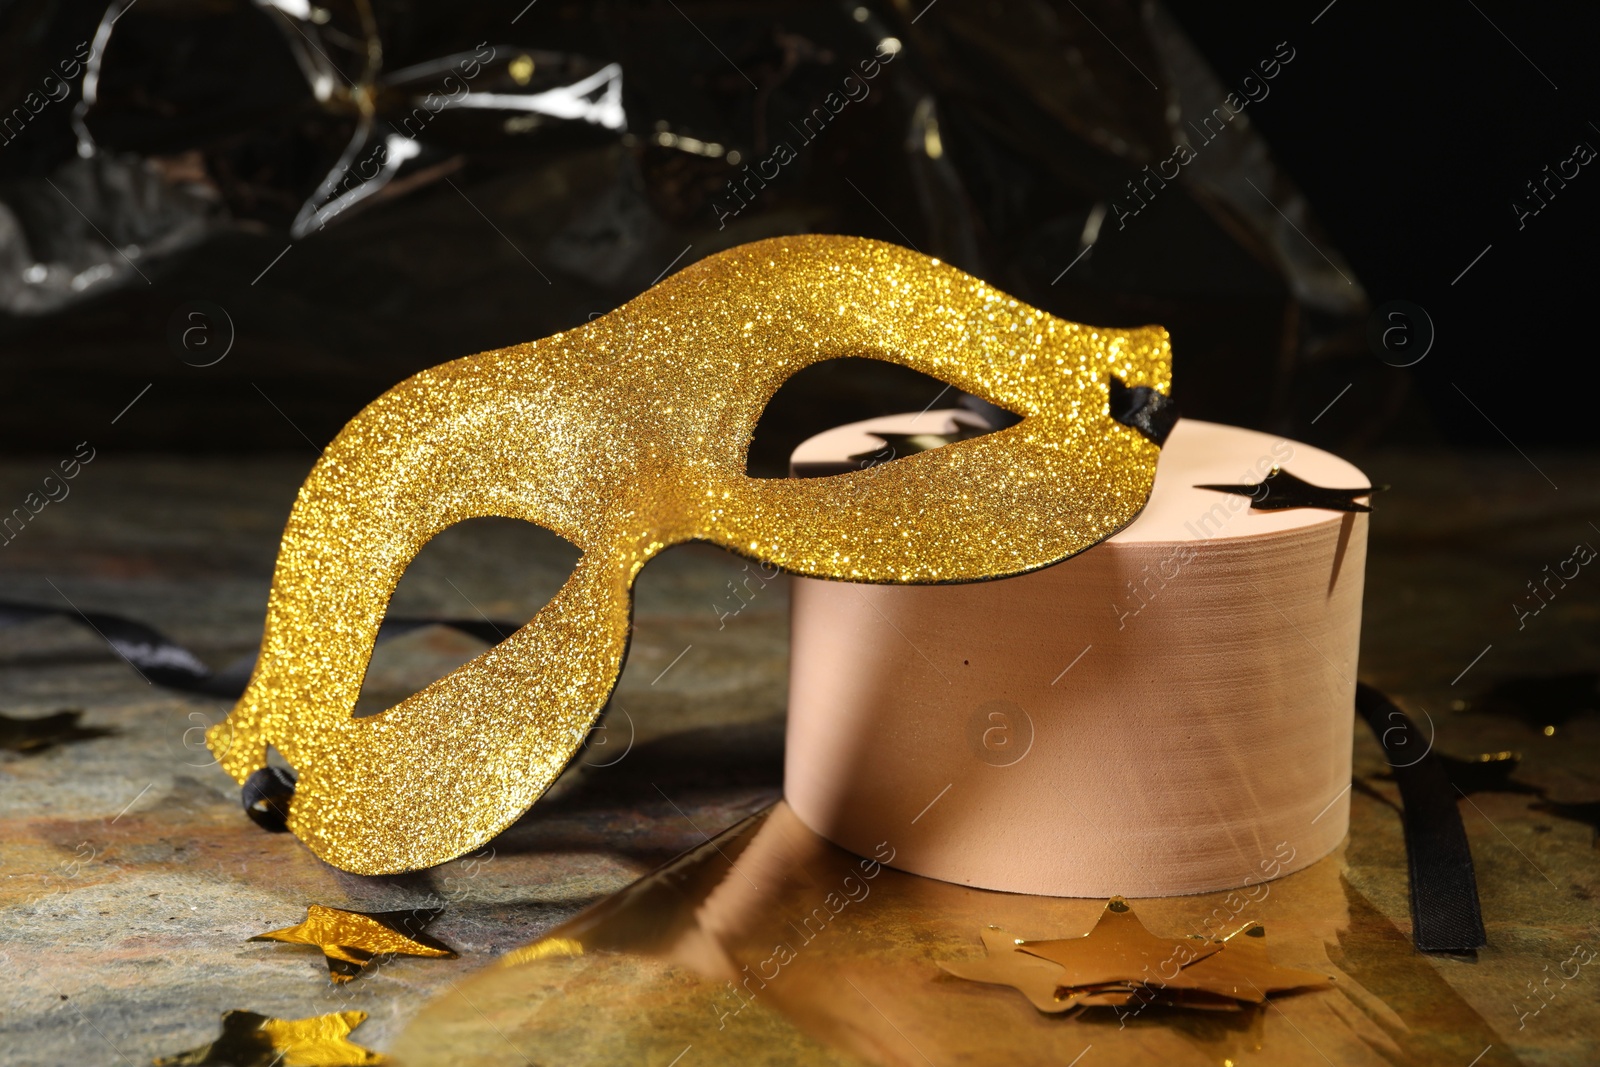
[353,518,581,718]
[747,356,1018,478]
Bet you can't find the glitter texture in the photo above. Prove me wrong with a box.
[208,235,1171,874]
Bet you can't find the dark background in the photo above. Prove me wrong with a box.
[0,0,1595,470]
[1167,0,1599,451]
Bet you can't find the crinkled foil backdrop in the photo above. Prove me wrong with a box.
[0,0,1367,465]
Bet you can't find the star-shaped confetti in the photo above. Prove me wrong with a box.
[1017,898,1222,989]
[939,926,1082,1012]
[941,898,1332,1014]
[1156,921,1332,1003]
[251,905,456,982]
[154,1009,383,1066]
[847,421,996,465]
[0,708,113,753]
[1194,466,1382,513]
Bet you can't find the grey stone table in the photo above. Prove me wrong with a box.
[0,448,1596,1065]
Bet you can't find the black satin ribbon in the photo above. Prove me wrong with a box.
[0,598,521,833]
[1108,374,1179,446]
[1355,683,1488,953]
[241,766,298,833]
[1,598,1486,951]
[0,599,515,700]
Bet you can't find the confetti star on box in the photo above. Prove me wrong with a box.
[251,904,457,983]
[1194,466,1382,513]
[154,1009,383,1066]
[846,421,996,465]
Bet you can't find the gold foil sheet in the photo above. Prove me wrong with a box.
[392,804,1484,1067]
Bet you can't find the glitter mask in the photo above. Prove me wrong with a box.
[209,235,1173,874]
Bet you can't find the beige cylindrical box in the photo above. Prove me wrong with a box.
[784,414,1367,897]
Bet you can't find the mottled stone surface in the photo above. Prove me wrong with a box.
[0,458,785,1065]
[0,448,1597,1066]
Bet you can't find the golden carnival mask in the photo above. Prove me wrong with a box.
[209,235,1173,874]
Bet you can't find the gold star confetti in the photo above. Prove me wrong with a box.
[1165,921,1333,1003]
[154,1009,383,1066]
[939,926,1081,1012]
[1017,897,1222,989]
[251,905,456,982]
[943,898,1332,1015]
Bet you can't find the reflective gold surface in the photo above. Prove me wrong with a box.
[391,804,1513,1066]
[206,235,1171,875]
